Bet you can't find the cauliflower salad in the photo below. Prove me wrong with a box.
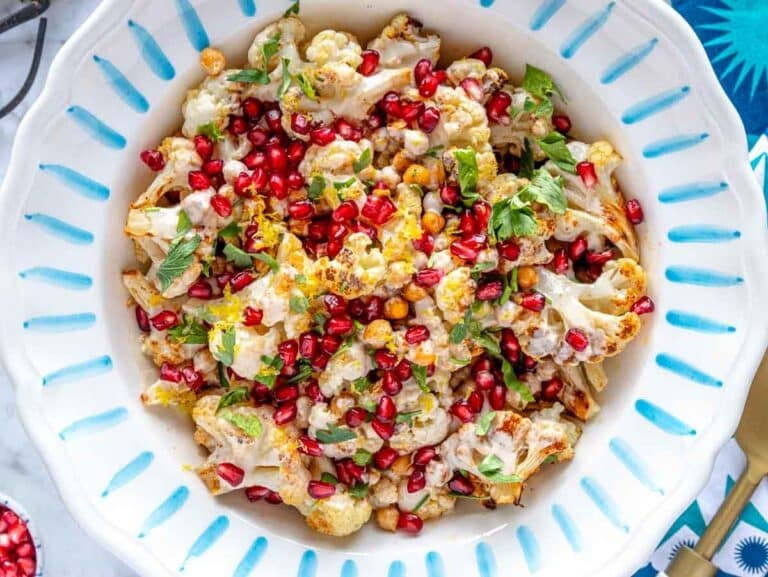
[123,10,654,537]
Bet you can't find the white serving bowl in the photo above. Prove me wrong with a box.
[1,1,766,576]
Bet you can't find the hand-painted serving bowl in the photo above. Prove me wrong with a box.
[1,1,766,576]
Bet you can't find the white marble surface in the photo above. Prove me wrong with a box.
[0,2,137,574]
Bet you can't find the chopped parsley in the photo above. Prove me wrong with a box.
[197,122,223,142]
[167,314,208,345]
[217,221,241,239]
[478,454,521,483]
[294,72,317,100]
[353,148,372,173]
[425,144,444,158]
[213,325,236,367]
[352,449,373,466]
[334,177,357,191]
[475,411,497,436]
[519,138,534,178]
[289,295,309,313]
[156,235,201,293]
[221,411,263,438]
[223,243,253,268]
[412,493,430,513]
[307,175,326,200]
[454,147,481,207]
[412,364,429,393]
[521,64,563,101]
[288,358,313,383]
[253,251,280,273]
[315,424,357,444]
[396,410,422,425]
[216,387,251,413]
[227,32,280,84]
[449,309,473,344]
[218,361,230,389]
[320,472,339,485]
[349,482,370,499]
[283,0,300,17]
[277,58,292,98]
[537,131,577,174]
[351,376,370,393]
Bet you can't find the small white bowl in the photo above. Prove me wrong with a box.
[0,493,44,577]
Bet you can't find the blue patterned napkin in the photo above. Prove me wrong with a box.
[634,2,768,575]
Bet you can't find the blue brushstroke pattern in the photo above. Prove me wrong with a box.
[387,561,406,577]
[175,0,210,52]
[552,504,583,551]
[23,214,94,244]
[475,542,496,577]
[38,164,110,201]
[530,0,566,30]
[480,0,495,6]
[42,355,112,386]
[425,552,444,577]
[635,399,696,435]
[656,353,723,387]
[92,55,149,113]
[102,451,154,497]
[560,2,615,59]
[609,438,664,494]
[658,181,728,203]
[601,38,659,84]
[138,486,190,538]
[665,266,743,287]
[665,310,736,334]
[642,133,709,158]
[23,313,96,333]
[233,537,268,577]
[517,526,543,573]
[297,550,318,577]
[66,106,126,149]
[668,225,741,243]
[238,0,256,16]
[18,267,92,290]
[622,86,690,124]
[580,477,629,532]
[340,560,358,577]
[128,20,176,80]
[59,407,129,440]
[180,515,229,571]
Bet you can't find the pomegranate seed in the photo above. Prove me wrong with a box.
[140,149,165,171]
[160,362,182,383]
[489,384,506,410]
[374,350,398,371]
[467,390,484,413]
[340,459,365,482]
[230,271,255,292]
[460,78,484,101]
[625,199,644,224]
[150,310,179,331]
[298,332,319,359]
[194,135,214,160]
[310,127,336,146]
[332,201,359,223]
[323,294,347,316]
[486,90,512,123]
[382,371,402,395]
[380,91,403,117]
[268,172,288,198]
[305,379,325,402]
[520,292,546,312]
[472,356,492,376]
[290,113,310,135]
[440,184,460,205]
[202,159,224,176]
[210,194,232,217]
[412,232,435,255]
[354,220,377,241]
[361,195,397,225]
[299,435,323,457]
[565,328,589,351]
[372,417,395,440]
[577,161,597,187]
[215,273,232,289]
[448,473,474,495]
[188,170,211,190]
[374,447,399,470]
[475,370,496,391]
[229,115,248,135]
[274,383,299,403]
[586,249,614,265]
[266,142,288,173]
[358,49,380,76]
[418,74,440,97]
[265,491,283,504]
[273,401,298,424]
[345,407,368,428]
[242,306,263,326]
[541,377,564,401]
[569,236,588,261]
[217,462,245,487]
[308,480,336,499]
[334,118,363,141]
[418,106,441,133]
[450,240,480,261]
[400,100,425,123]
[476,280,503,301]
[522,355,538,372]
[552,114,572,134]
[328,222,349,242]
[367,110,386,129]
[278,340,299,366]
[288,200,315,220]
[470,46,493,66]
[451,400,475,423]
[500,330,520,362]
[376,395,397,422]
[245,485,271,501]
[244,151,267,173]
[459,210,477,236]
[497,240,521,261]
[405,325,430,344]
[407,469,426,493]
[234,172,253,196]
[245,128,267,149]
[413,446,437,466]
[308,220,328,241]
[414,268,443,288]
[265,108,283,132]
[334,461,352,486]
[414,59,432,84]
[283,170,303,190]
[474,201,491,231]
[326,315,354,336]
[135,306,150,332]
[181,366,204,391]
[553,248,569,274]
[242,97,262,119]
[631,296,655,315]
[282,140,304,165]
[397,512,424,534]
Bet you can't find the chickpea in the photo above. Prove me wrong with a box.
[403,282,428,302]
[392,151,412,173]
[413,349,436,366]
[384,297,409,320]
[403,164,431,186]
[375,506,399,532]
[363,319,393,348]
[421,211,445,235]
[391,455,412,475]
[517,265,539,289]
[200,47,226,75]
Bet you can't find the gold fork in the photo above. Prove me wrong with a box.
[664,350,768,577]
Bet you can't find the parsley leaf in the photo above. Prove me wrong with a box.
[167,314,208,345]
[500,358,533,403]
[537,132,577,174]
[176,210,191,235]
[283,0,300,16]
[454,148,480,207]
[475,411,497,436]
[223,243,253,268]
[307,175,326,200]
[449,308,472,344]
[352,448,373,466]
[349,482,370,499]
[290,295,309,313]
[157,235,201,292]
[218,361,230,389]
[277,58,292,98]
[320,472,339,485]
[294,72,317,100]
[353,148,372,173]
[288,358,313,384]
[396,410,422,424]
[489,198,538,241]
[261,33,281,62]
[218,221,241,239]
[334,177,357,191]
[412,493,430,512]
[253,252,280,273]
[522,64,562,101]
[518,169,567,214]
[213,325,236,366]
[412,364,429,393]
[425,145,444,158]
[474,331,501,356]
[216,386,251,412]
[519,138,534,178]
[315,424,357,444]
[471,261,496,279]
[221,410,263,438]
[227,69,270,84]
[197,122,223,142]
[509,267,519,293]
[351,376,370,393]
[261,354,284,372]
[478,454,521,483]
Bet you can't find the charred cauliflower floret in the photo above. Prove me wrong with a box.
[489,87,554,155]
[131,137,202,208]
[367,13,441,69]
[431,86,491,148]
[314,233,386,298]
[208,324,281,380]
[306,492,373,537]
[247,17,305,71]
[182,74,242,139]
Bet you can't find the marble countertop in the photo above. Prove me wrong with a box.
[1,2,137,574]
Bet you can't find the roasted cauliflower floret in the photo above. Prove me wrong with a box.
[489,88,554,154]
[319,342,372,397]
[435,267,476,324]
[431,86,491,148]
[306,492,373,537]
[520,359,606,421]
[208,324,281,380]
[306,30,363,68]
[181,74,242,139]
[367,13,441,69]
[314,233,386,299]
[131,137,202,208]
[247,17,306,71]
